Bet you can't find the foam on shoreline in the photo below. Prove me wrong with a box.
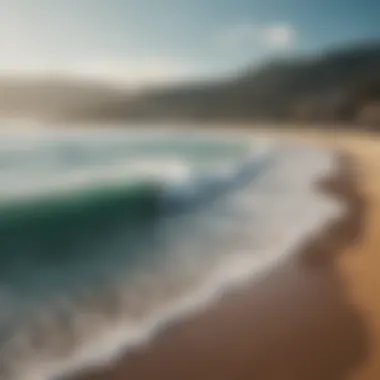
[0,132,344,380]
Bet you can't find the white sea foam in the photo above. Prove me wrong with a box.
[0,130,345,380]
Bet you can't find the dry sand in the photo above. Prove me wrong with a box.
[69,128,380,380]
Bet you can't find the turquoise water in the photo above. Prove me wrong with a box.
[0,129,340,380]
[0,131,268,321]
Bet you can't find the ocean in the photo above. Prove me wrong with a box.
[0,127,343,380]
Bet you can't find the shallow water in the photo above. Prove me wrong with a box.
[0,128,342,380]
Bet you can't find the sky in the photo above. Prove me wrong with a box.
[0,0,379,87]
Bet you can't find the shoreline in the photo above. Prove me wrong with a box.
[67,152,367,380]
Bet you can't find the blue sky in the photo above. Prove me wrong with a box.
[1,0,379,86]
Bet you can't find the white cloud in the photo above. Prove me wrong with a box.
[67,59,200,88]
[262,25,296,49]
[1,58,204,89]
[217,23,296,51]
[0,4,203,89]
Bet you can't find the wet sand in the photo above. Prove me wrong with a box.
[68,136,371,380]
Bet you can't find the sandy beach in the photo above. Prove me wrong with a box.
[63,128,380,380]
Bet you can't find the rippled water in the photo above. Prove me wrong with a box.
[0,128,342,380]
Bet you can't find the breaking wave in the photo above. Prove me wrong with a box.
[0,128,343,380]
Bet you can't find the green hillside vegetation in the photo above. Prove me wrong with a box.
[1,42,380,126]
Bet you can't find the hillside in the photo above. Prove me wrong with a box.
[123,42,380,123]
[1,42,380,125]
[0,77,131,122]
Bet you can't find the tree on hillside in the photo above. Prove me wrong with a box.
[350,79,380,127]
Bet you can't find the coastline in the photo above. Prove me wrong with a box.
[66,151,367,380]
